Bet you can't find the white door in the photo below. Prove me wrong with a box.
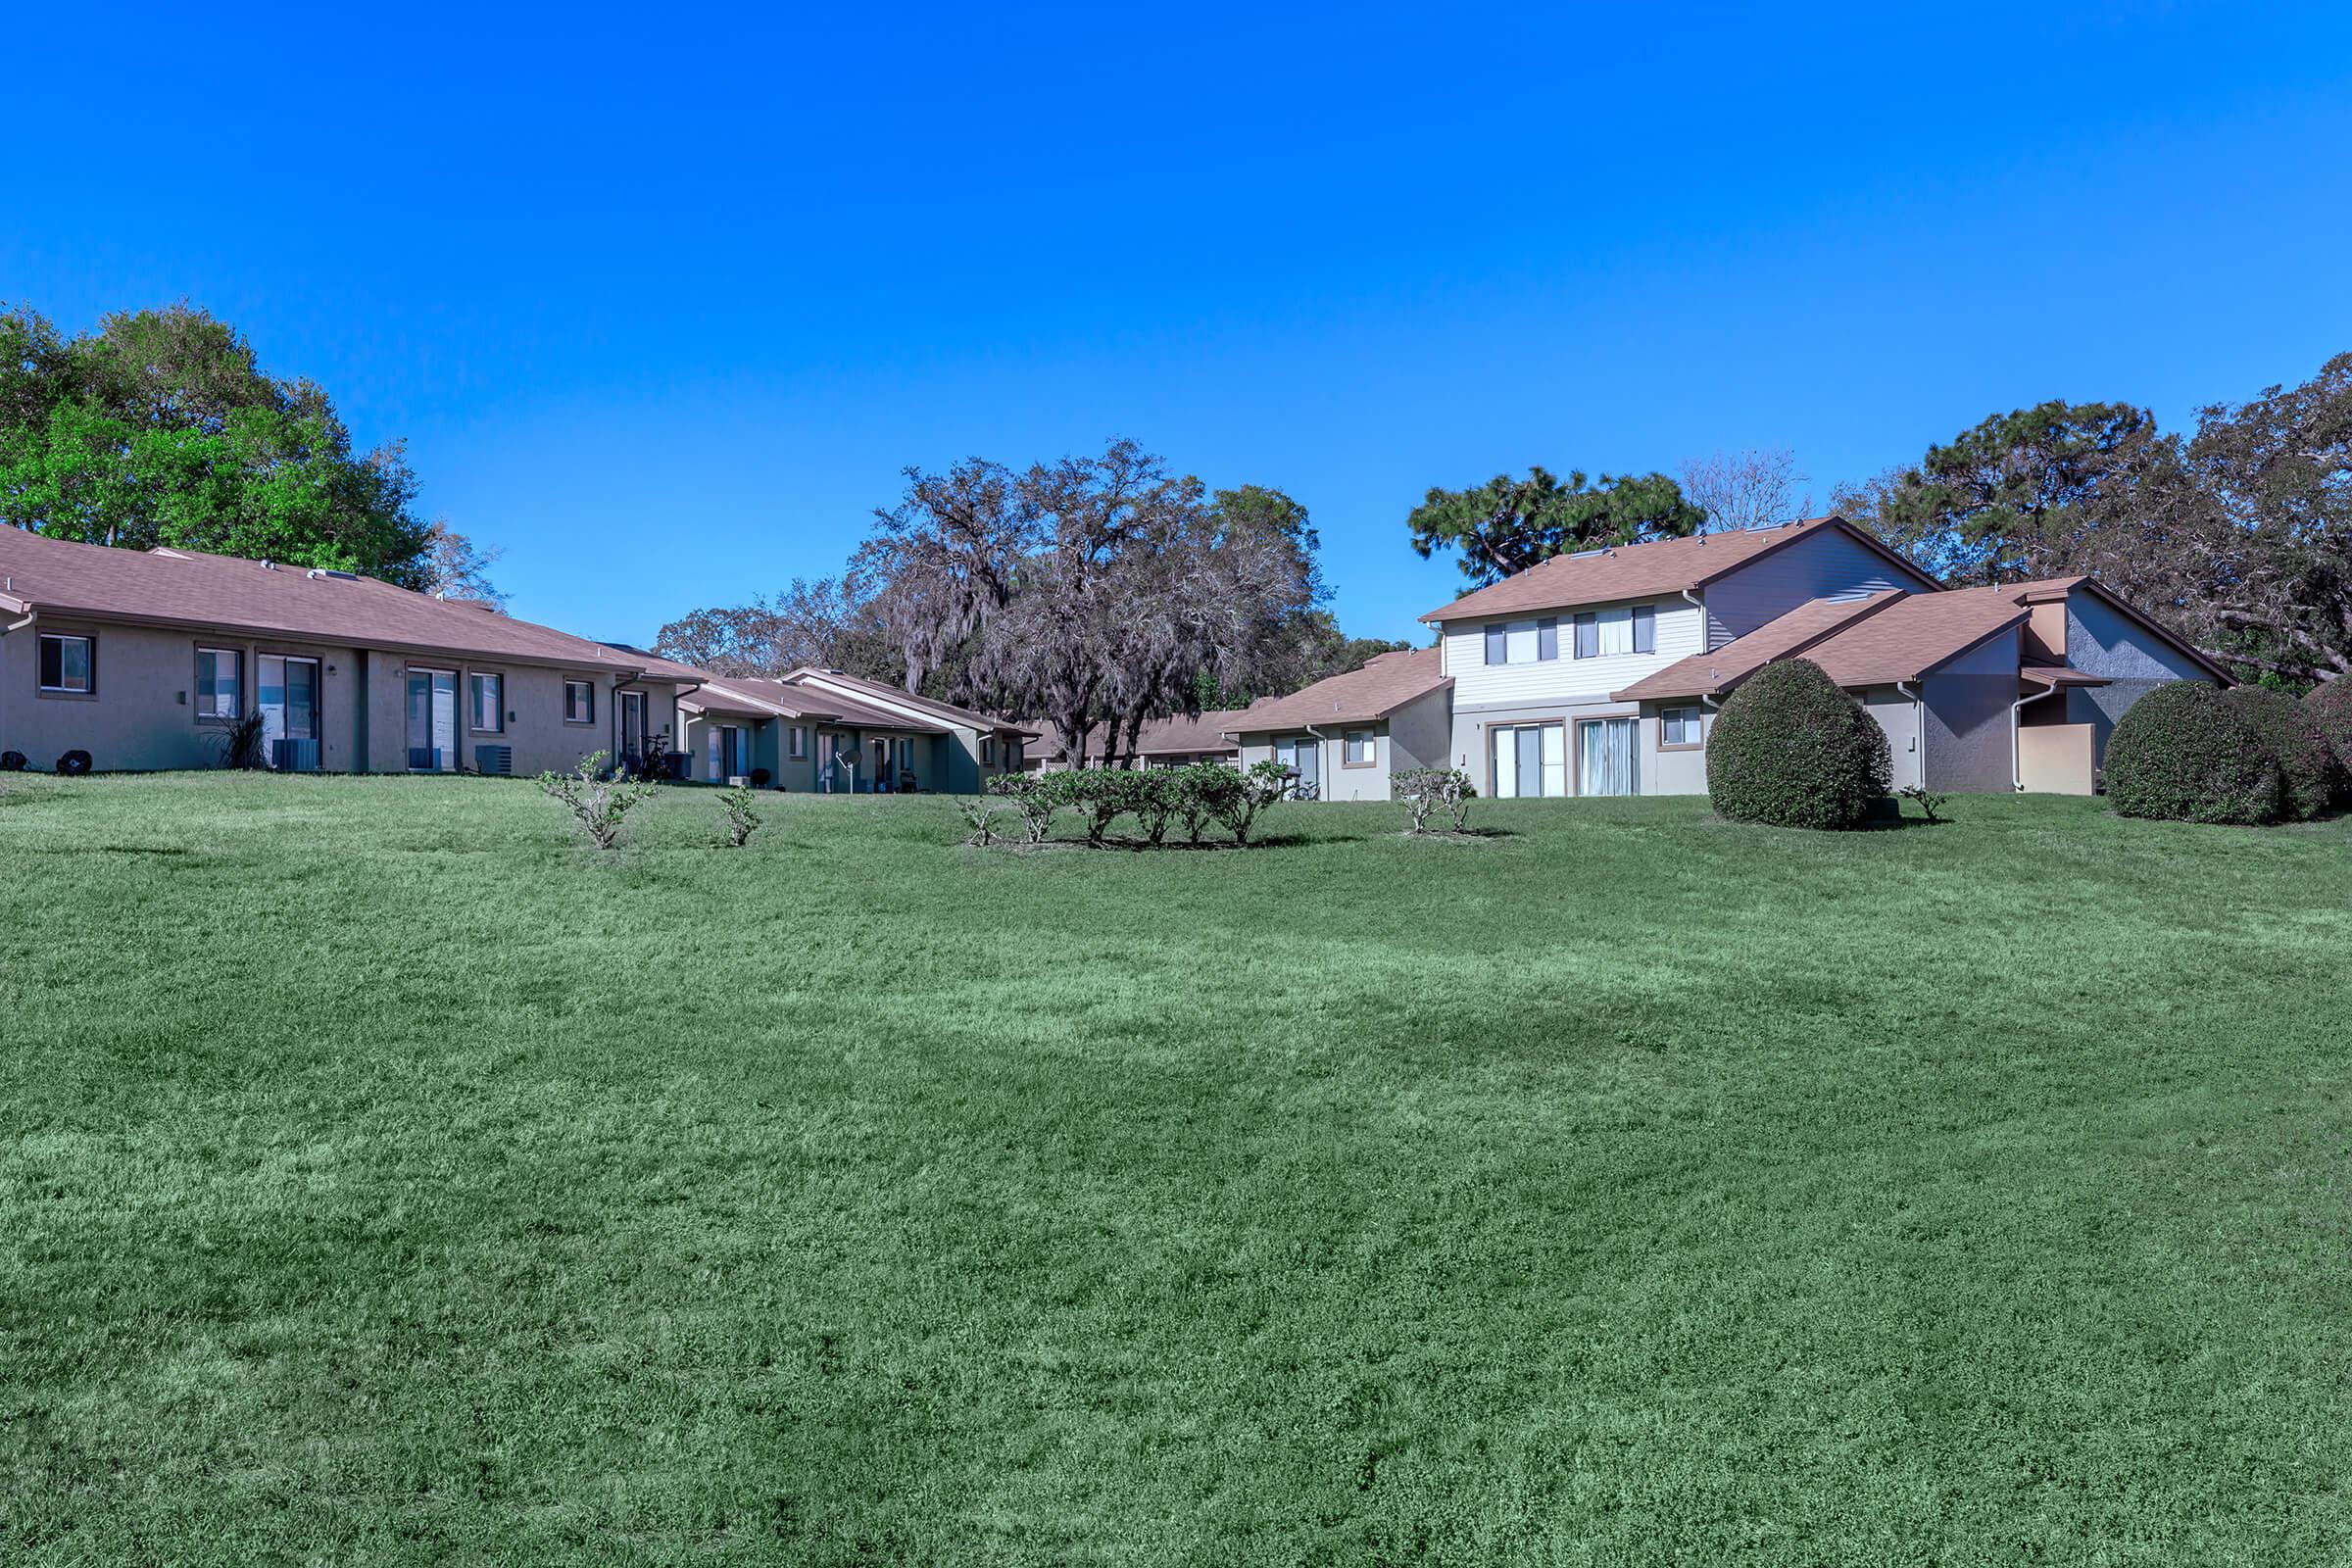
[1491,722,1565,798]
[1578,717,1637,796]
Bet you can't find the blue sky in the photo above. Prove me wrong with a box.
[9,3,2351,645]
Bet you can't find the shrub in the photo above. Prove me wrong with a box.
[716,784,762,848]
[1129,770,1180,846]
[2305,678,2352,804]
[539,751,657,849]
[1064,768,1139,846]
[1170,762,1227,844]
[2225,687,2336,820]
[986,772,1060,845]
[1394,767,1475,834]
[957,798,1004,847]
[2104,682,2283,824]
[1207,760,1293,845]
[1705,660,1892,829]
[219,711,269,770]
[1896,784,1947,824]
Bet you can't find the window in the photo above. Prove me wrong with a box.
[1661,706,1703,748]
[37,634,92,694]
[1483,618,1562,665]
[981,735,997,766]
[564,680,594,724]
[1343,728,1375,766]
[788,724,808,760]
[195,648,242,719]
[1572,607,1651,659]
[469,672,505,733]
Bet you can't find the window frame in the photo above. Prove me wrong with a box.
[1342,727,1377,767]
[563,679,595,725]
[1483,622,1507,665]
[36,632,95,696]
[980,735,997,766]
[1658,706,1705,751]
[1572,612,1598,660]
[1633,604,1657,655]
[194,646,244,722]
[468,671,506,735]
[788,724,808,760]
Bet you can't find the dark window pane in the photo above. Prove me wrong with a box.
[1574,614,1597,659]
[1537,618,1558,661]
[1633,605,1656,654]
[1484,624,1506,665]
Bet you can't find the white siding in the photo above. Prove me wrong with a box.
[1702,528,1930,646]
[1440,598,1703,708]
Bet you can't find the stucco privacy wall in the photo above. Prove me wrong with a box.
[2062,591,2219,756]
[1917,627,2021,793]
[1860,688,1925,793]
[0,620,365,772]
[1700,528,1930,646]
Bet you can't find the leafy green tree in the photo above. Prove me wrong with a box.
[0,303,434,583]
[1834,401,2162,586]
[1406,466,1702,586]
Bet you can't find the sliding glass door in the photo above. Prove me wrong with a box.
[405,668,457,771]
[1490,722,1565,798]
[1577,716,1638,796]
[1275,737,1321,800]
[259,655,320,770]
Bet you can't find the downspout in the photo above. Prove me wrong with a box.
[2010,675,2064,792]
[1896,680,1926,789]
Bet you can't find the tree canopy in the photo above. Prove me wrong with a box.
[1837,356,2352,685]
[1406,466,1703,586]
[0,303,450,586]
[653,577,899,684]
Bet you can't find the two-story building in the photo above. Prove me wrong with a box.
[1252,517,2226,801]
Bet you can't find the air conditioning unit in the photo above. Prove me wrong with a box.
[725,774,751,788]
[271,737,321,773]
[475,744,513,776]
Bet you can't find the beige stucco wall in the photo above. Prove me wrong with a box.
[2018,723,2095,795]
[0,615,680,776]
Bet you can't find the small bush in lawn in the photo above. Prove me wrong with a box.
[1171,761,1227,844]
[1706,659,1892,829]
[1395,767,1475,834]
[219,711,269,770]
[1896,784,1947,824]
[539,751,657,850]
[1063,768,1137,846]
[2226,686,2336,820]
[2304,678,2352,804]
[1208,760,1293,845]
[1129,770,1180,846]
[986,772,1060,845]
[716,785,762,848]
[957,798,1004,847]
[2104,682,2283,824]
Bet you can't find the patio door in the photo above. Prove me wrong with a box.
[1276,736,1321,800]
[618,691,649,763]
[871,737,890,793]
[259,655,320,770]
[405,668,457,771]
[1490,722,1565,798]
[716,725,746,781]
[1577,716,1638,796]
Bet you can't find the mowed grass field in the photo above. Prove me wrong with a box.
[3,774,2349,1566]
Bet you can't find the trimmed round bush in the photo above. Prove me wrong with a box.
[1706,658,1892,829]
[2229,686,2337,820]
[2306,678,2352,805]
[2104,682,2283,824]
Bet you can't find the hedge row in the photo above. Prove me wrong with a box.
[978,760,1297,847]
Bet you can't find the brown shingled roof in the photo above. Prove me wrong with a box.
[0,527,684,678]
[1419,516,1932,624]
[1612,592,1904,701]
[1026,711,1246,762]
[680,675,949,732]
[1229,646,1449,730]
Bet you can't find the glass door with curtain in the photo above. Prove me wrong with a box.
[617,691,649,766]
[405,668,457,771]
[259,655,320,770]
[1275,736,1321,800]
[1577,716,1638,796]
[1489,722,1565,798]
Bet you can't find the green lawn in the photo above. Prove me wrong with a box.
[3,775,2349,1565]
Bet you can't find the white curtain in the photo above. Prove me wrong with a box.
[1580,718,1635,796]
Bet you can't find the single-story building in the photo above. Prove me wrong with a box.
[676,666,1028,793]
[1020,711,1243,771]
[1229,647,1452,802]
[0,526,700,776]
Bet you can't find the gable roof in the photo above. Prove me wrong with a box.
[1611,592,1905,701]
[1228,646,1450,731]
[1419,516,1935,625]
[678,675,950,732]
[2013,574,2235,684]
[1614,585,2028,700]
[0,526,688,680]
[782,666,1028,734]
